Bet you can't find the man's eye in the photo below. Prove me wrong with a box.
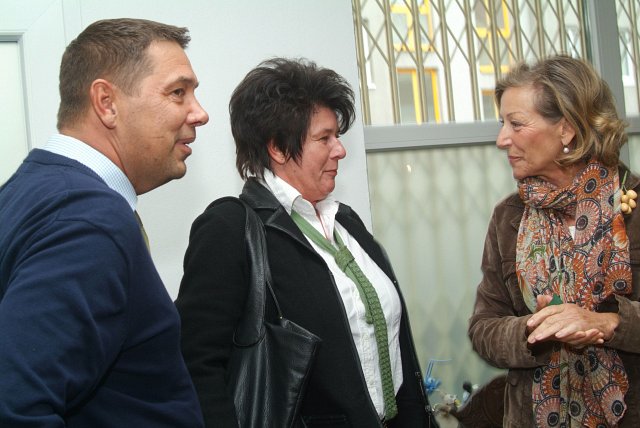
[173,88,185,97]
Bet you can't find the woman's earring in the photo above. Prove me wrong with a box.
[562,145,570,154]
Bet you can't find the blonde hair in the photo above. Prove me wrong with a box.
[495,54,627,167]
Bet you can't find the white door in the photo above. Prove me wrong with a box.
[0,0,68,172]
[0,41,28,184]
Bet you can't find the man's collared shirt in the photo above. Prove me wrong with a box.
[44,133,137,211]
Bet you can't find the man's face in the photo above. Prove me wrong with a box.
[115,40,209,194]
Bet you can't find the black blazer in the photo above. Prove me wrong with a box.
[176,179,437,428]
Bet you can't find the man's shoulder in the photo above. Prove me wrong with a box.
[10,161,128,217]
[4,149,110,198]
[1,155,135,244]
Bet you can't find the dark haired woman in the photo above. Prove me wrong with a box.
[176,58,437,428]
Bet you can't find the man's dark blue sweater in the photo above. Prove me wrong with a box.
[0,149,204,427]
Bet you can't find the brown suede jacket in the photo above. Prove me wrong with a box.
[469,166,640,427]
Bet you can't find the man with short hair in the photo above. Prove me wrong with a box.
[0,18,209,427]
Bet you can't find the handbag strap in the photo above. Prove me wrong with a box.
[216,196,282,346]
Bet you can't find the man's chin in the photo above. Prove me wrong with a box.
[177,164,188,178]
[173,160,188,178]
[158,165,187,188]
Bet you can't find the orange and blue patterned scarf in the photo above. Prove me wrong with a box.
[516,160,631,427]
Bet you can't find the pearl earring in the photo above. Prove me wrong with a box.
[562,145,570,154]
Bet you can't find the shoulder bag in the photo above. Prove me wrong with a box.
[224,197,322,428]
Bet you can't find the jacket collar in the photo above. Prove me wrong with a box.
[238,178,385,274]
[240,178,316,254]
[239,177,282,211]
[621,163,640,190]
[240,177,355,224]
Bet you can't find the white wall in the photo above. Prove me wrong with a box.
[1,0,372,299]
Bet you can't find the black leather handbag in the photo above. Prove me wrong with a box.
[226,197,322,428]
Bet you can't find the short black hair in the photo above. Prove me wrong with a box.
[230,57,355,179]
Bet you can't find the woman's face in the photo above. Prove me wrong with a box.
[270,106,346,204]
[497,85,575,188]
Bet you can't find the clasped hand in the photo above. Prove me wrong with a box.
[526,295,619,348]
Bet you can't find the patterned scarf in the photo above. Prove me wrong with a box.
[515,160,631,427]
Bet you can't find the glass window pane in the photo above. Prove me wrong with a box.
[419,13,429,46]
[482,91,497,120]
[494,1,505,29]
[616,1,639,116]
[355,0,588,124]
[397,72,417,124]
[367,144,514,400]
[424,71,435,123]
[474,1,488,28]
[391,12,408,47]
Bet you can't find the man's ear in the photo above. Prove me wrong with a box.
[90,79,118,129]
[267,139,286,165]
